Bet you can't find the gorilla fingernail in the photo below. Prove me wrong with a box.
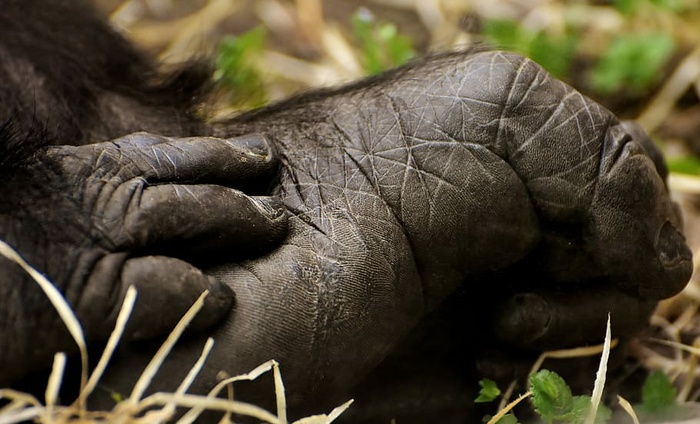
[231,134,271,157]
[207,276,235,304]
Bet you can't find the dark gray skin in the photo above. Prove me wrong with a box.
[0,1,690,419]
[0,0,289,388]
[95,50,693,420]
[0,133,287,387]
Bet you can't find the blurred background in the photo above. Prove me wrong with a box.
[93,0,700,412]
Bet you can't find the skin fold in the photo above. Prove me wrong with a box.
[95,51,693,421]
[0,133,287,387]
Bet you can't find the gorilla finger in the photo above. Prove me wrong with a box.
[78,254,234,341]
[619,120,668,181]
[492,288,657,350]
[121,184,287,255]
[121,133,277,186]
[57,133,277,188]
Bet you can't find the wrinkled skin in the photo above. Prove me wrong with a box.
[0,133,287,387]
[0,1,692,421]
[94,51,693,421]
[0,0,289,388]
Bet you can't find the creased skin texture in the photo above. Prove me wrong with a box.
[99,50,692,418]
[0,133,290,387]
[0,0,292,388]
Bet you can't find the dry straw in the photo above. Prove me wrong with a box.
[0,239,352,424]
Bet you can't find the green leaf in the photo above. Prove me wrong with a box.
[554,396,612,424]
[475,378,501,403]
[495,414,520,424]
[642,370,677,413]
[589,32,675,94]
[529,370,574,424]
[668,155,700,175]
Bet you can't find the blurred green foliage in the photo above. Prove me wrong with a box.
[351,9,416,75]
[668,155,700,175]
[482,19,578,79]
[481,1,687,97]
[613,0,688,13]
[589,32,674,94]
[213,2,691,110]
[215,26,268,108]
[214,10,417,108]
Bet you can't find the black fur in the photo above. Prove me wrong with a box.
[0,0,270,389]
[0,0,212,260]
[0,0,209,157]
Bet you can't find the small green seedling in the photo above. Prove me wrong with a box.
[351,8,416,75]
[477,367,686,424]
[529,370,611,424]
[476,378,502,403]
[476,370,612,424]
[529,370,574,422]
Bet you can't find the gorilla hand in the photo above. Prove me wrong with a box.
[0,132,287,386]
[218,51,693,403]
[95,51,693,421]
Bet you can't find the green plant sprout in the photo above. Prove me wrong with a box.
[530,370,611,424]
[476,367,681,424]
[476,379,502,403]
[351,8,416,75]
